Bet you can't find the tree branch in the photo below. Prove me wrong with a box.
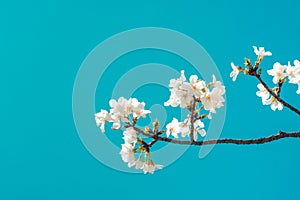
[124,63,300,150]
[155,131,300,145]
[130,124,300,146]
[189,96,197,142]
[255,74,300,115]
[277,81,283,98]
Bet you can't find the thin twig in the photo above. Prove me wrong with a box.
[277,81,283,98]
[148,138,159,147]
[194,114,207,122]
[189,97,197,142]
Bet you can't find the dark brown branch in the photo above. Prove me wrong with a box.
[155,131,300,145]
[130,124,300,146]
[148,138,159,147]
[147,131,300,146]
[277,81,283,98]
[254,74,300,115]
[189,97,197,142]
[194,114,207,121]
[124,64,300,149]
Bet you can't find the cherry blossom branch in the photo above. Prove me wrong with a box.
[157,131,300,145]
[252,71,300,115]
[130,124,300,146]
[232,46,300,115]
[94,46,300,174]
[148,139,159,147]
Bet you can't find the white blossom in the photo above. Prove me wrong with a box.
[211,75,226,95]
[164,94,180,107]
[207,112,212,119]
[201,87,225,113]
[290,78,300,94]
[108,97,151,129]
[95,109,111,133]
[94,70,227,174]
[174,84,194,108]
[286,60,300,80]
[135,155,144,169]
[134,154,163,174]
[188,75,207,98]
[230,62,240,82]
[122,127,137,144]
[253,46,272,59]
[164,70,193,108]
[193,120,206,141]
[109,97,130,129]
[166,118,181,138]
[165,71,225,111]
[265,96,283,111]
[130,98,151,118]
[267,62,287,84]
[143,159,163,174]
[287,60,300,94]
[109,97,130,119]
[120,143,135,167]
[256,84,270,105]
[179,119,190,137]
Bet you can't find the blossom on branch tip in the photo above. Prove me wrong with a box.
[135,155,144,169]
[143,159,163,174]
[253,46,272,59]
[230,62,240,82]
[95,109,111,133]
[267,62,287,84]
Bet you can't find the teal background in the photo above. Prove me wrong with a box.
[1,0,300,199]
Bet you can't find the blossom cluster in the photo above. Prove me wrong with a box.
[267,60,300,93]
[164,71,225,140]
[95,71,226,174]
[230,46,300,111]
[164,71,225,111]
[95,97,150,132]
[95,97,162,174]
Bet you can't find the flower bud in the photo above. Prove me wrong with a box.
[144,126,151,133]
[152,119,160,132]
[244,58,252,68]
[244,69,249,75]
[278,78,286,84]
[258,68,262,76]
